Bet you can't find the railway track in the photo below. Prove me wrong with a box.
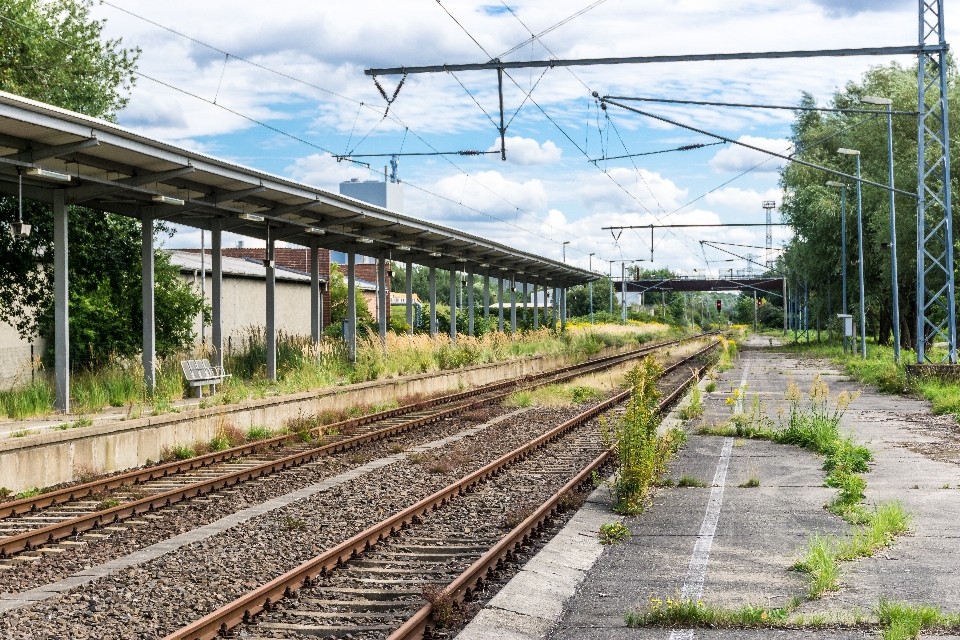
[0,332,716,560]
[162,340,718,640]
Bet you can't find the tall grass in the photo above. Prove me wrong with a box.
[0,380,54,420]
[1,323,672,422]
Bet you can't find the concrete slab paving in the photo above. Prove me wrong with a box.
[458,342,960,640]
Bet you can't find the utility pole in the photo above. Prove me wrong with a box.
[589,253,595,325]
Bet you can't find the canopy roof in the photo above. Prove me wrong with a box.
[0,91,595,287]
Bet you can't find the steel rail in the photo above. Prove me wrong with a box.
[389,354,714,640]
[0,334,715,556]
[161,340,719,640]
[0,332,707,520]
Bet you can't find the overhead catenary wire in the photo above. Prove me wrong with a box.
[604,95,918,116]
[496,0,610,61]
[589,141,724,163]
[93,3,605,259]
[601,97,917,198]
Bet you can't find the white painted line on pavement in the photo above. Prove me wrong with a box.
[668,436,734,640]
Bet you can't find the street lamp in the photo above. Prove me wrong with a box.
[838,148,867,359]
[562,241,570,263]
[589,253,595,325]
[826,180,848,354]
[863,95,901,363]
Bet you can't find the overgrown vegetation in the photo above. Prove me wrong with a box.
[599,522,631,545]
[677,381,704,420]
[604,357,687,514]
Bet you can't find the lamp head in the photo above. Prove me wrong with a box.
[837,148,860,156]
[861,95,892,105]
[825,181,845,187]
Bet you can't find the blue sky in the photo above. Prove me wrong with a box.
[92,0,933,274]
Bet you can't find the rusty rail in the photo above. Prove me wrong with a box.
[160,339,718,640]
[387,351,715,640]
[0,333,715,557]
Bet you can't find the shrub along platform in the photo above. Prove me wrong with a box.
[0,344,632,494]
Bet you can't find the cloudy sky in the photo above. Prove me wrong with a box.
[91,0,930,274]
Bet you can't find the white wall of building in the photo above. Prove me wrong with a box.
[0,321,45,389]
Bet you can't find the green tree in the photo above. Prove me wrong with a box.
[779,61,960,348]
[327,264,373,327]
[0,0,204,367]
[566,277,621,318]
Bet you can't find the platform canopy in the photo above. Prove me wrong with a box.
[616,276,785,295]
[0,91,595,287]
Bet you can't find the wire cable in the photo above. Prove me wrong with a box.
[603,94,917,116]
[496,0,609,61]
[97,2,604,257]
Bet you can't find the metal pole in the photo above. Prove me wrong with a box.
[553,286,559,330]
[429,266,436,337]
[49,194,68,412]
[141,210,155,394]
[841,185,848,353]
[498,276,504,332]
[855,155,867,358]
[212,219,223,365]
[609,261,613,314]
[497,67,506,161]
[886,102,902,363]
[449,267,458,342]
[621,263,627,323]
[348,251,357,362]
[561,288,567,331]
[378,256,388,348]
[200,229,205,345]
[522,281,528,329]
[310,242,320,345]
[782,277,787,336]
[511,277,517,335]
[265,229,276,381]
[405,259,413,334]
[589,253,594,325]
[753,289,757,331]
[468,267,475,336]
[484,272,490,322]
[533,283,539,329]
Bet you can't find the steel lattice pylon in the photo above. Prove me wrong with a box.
[917,0,956,363]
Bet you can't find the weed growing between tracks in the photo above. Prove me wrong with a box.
[604,357,688,515]
[678,380,704,420]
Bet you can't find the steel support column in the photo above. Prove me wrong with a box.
[429,266,436,337]
[553,287,559,330]
[522,281,528,329]
[450,268,457,342]
[378,256,387,348]
[265,232,276,381]
[141,209,155,394]
[561,288,566,331]
[483,272,490,322]
[916,0,956,362]
[510,277,517,335]
[310,242,320,344]
[405,259,413,334]
[533,283,539,329]
[52,191,70,412]
[211,219,223,365]
[498,276,504,332]
[348,252,357,362]
[468,267,475,336]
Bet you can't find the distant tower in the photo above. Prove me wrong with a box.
[762,201,776,269]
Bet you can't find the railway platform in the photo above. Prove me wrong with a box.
[458,339,960,639]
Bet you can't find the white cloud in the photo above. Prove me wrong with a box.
[705,187,782,213]
[429,171,548,217]
[285,153,370,192]
[487,136,562,165]
[709,136,794,173]
[576,168,687,213]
